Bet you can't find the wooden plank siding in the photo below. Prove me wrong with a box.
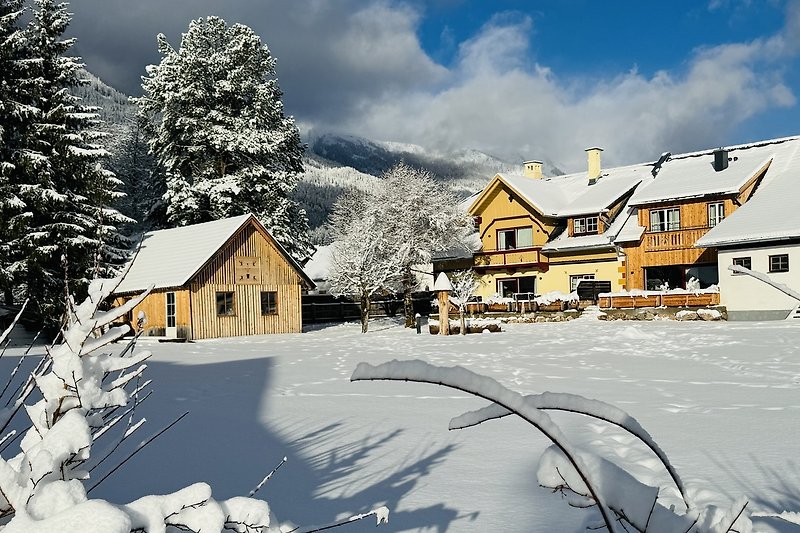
[189,224,303,339]
[116,289,191,338]
[622,197,736,289]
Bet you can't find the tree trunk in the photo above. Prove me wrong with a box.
[360,292,370,334]
[3,288,12,306]
[403,267,414,328]
[460,307,466,335]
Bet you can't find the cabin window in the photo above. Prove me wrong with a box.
[649,208,680,232]
[260,291,278,315]
[732,257,751,274]
[769,254,789,273]
[569,274,595,292]
[573,217,598,236]
[708,202,725,227]
[216,292,235,316]
[497,227,533,250]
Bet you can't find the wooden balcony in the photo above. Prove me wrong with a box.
[473,247,548,271]
[644,227,709,252]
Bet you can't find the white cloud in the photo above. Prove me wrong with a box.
[69,0,800,171]
[325,5,799,171]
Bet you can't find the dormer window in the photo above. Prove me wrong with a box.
[573,216,599,236]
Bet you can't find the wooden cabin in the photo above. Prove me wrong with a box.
[113,214,314,340]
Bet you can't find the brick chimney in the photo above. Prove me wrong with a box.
[523,159,543,179]
[586,147,603,182]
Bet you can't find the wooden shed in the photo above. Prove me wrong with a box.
[113,214,314,340]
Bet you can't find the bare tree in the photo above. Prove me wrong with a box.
[327,191,406,333]
[377,164,474,327]
[449,270,480,335]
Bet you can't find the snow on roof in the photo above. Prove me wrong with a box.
[541,232,613,252]
[304,244,333,281]
[696,139,800,247]
[557,165,646,217]
[116,215,252,293]
[114,214,313,294]
[613,207,646,243]
[495,173,572,216]
[629,137,800,206]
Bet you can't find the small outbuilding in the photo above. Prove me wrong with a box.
[113,214,314,339]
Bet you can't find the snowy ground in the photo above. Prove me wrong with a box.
[7,316,800,532]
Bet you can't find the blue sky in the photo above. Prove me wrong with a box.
[69,0,800,171]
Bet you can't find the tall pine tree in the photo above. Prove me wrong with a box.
[0,0,130,325]
[0,0,31,305]
[136,16,313,260]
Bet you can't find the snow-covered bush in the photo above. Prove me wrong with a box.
[0,280,388,532]
[351,360,752,532]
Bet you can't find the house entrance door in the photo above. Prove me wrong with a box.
[165,292,177,338]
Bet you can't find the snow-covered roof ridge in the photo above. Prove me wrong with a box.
[114,214,312,294]
[696,138,800,247]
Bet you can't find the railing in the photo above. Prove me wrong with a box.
[474,247,546,269]
[644,227,710,252]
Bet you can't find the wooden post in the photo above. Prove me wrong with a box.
[433,272,454,336]
[439,290,450,335]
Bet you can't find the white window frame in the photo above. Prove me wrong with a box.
[649,208,680,232]
[497,226,533,250]
[708,202,725,228]
[573,216,599,235]
[570,274,595,292]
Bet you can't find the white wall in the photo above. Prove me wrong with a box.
[717,243,800,319]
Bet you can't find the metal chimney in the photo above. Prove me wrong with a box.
[713,148,729,172]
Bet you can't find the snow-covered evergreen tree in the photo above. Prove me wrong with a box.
[136,16,312,260]
[376,163,474,327]
[0,0,130,325]
[109,118,163,233]
[0,0,29,305]
[327,191,405,333]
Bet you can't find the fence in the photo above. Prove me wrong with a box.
[302,292,433,324]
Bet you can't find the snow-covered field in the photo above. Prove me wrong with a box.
[12,317,800,532]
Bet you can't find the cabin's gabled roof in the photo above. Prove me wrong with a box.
[114,214,314,294]
[696,139,800,247]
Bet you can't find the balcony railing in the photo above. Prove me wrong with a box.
[644,227,710,252]
[474,247,547,270]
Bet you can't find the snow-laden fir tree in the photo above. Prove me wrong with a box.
[0,0,29,305]
[108,117,163,234]
[136,16,313,260]
[0,0,130,326]
[376,163,474,327]
[327,191,406,333]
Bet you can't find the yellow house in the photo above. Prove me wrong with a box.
[465,135,800,302]
[468,150,647,299]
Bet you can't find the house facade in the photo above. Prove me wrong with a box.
[461,136,800,307]
[616,143,780,290]
[113,214,314,339]
[467,152,646,299]
[695,142,800,320]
